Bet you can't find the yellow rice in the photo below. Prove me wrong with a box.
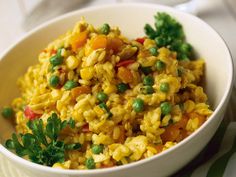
[11,19,212,169]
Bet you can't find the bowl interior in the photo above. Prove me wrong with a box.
[0,3,232,155]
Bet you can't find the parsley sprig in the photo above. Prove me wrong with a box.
[144,12,193,60]
[5,113,81,166]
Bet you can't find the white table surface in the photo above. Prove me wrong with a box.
[0,0,235,176]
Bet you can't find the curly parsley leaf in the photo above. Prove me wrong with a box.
[144,12,193,60]
[5,113,81,166]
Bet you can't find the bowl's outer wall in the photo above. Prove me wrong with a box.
[0,4,233,177]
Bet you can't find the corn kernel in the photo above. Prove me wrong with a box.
[104,84,117,94]
[51,89,62,100]
[94,105,105,117]
[80,67,94,80]
[186,117,199,131]
[52,163,64,169]
[113,126,121,140]
[66,56,79,70]
[52,160,71,169]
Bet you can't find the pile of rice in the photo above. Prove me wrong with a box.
[11,19,212,169]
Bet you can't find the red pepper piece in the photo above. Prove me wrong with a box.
[135,37,145,44]
[24,106,40,120]
[116,59,135,67]
[82,123,90,132]
[50,49,57,55]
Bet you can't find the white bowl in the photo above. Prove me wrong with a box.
[0,3,234,177]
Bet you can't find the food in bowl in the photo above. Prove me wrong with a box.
[2,12,212,170]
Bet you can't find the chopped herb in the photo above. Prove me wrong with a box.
[5,113,80,166]
[64,80,78,90]
[144,12,193,60]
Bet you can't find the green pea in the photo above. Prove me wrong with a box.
[117,83,129,93]
[98,103,112,118]
[142,85,154,94]
[149,47,158,56]
[1,107,14,118]
[100,23,110,35]
[97,92,108,102]
[160,82,169,92]
[133,98,144,112]
[143,76,154,86]
[99,102,109,112]
[49,75,60,88]
[92,144,104,154]
[64,80,78,90]
[156,60,165,71]
[49,49,64,67]
[160,102,172,115]
[141,66,152,75]
[85,157,95,169]
[50,55,63,66]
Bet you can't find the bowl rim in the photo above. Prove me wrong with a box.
[0,2,234,175]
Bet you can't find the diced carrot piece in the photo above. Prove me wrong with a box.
[197,115,206,126]
[71,31,88,52]
[117,126,125,144]
[107,37,123,52]
[176,129,189,142]
[161,125,180,143]
[71,86,91,99]
[156,144,164,154]
[42,49,47,53]
[101,163,114,168]
[117,67,133,83]
[175,116,189,129]
[188,112,206,127]
[91,35,107,50]
[50,49,57,55]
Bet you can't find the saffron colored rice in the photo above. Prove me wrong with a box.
[11,19,212,169]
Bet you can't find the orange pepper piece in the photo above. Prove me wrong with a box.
[107,37,123,52]
[161,125,180,143]
[117,126,126,144]
[71,31,88,52]
[156,144,164,154]
[71,86,91,99]
[91,35,108,50]
[117,67,133,83]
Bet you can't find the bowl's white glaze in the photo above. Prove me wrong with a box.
[0,3,233,177]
